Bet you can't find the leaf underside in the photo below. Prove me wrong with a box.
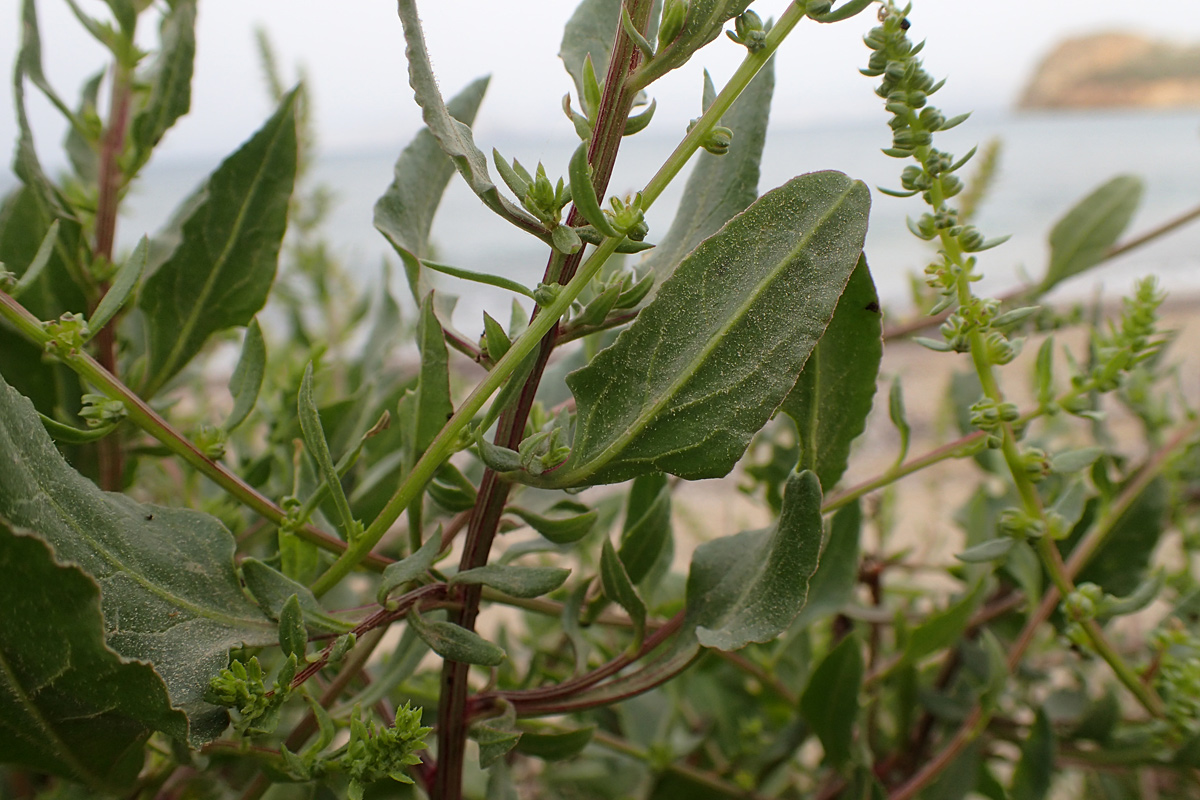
[0,375,275,745]
[559,171,870,486]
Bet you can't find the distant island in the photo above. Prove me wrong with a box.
[1018,33,1200,110]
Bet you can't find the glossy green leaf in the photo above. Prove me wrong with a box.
[516,725,595,761]
[299,363,358,540]
[377,533,444,604]
[555,172,869,487]
[451,564,571,598]
[0,375,275,744]
[129,0,195,173]
[601,538,647,648]
[88,235,148,335]
[685,470,824,651]
[0,521,188,791]
[240,558,354,635]
[794,499,862,628]
[375,78,488,302]
[395,1,547,239]
[278,594,307,659]
[138,88,297,395]
[508,501,598,544]
[782,256,882,491]
[640,55,774,289]
[800,634,863,768]
[407,609,506,667]
[1040,175,1142,294]
[618,472,671,584]
[224,318,265,432]
[903,580,987,666]
[1010,710,1055,800]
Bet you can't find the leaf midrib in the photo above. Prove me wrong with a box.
[148,102,291,394]
[566,181,858,483]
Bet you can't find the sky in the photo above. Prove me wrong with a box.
[3,0,1200,170]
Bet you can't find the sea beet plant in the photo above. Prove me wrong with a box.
[1,0,1199,798]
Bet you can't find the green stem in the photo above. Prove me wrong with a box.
[310,236,622,597]
[316,2,808,598]
[637,2,807,210]
[0,291,387,570]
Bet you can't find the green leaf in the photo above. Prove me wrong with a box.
[472,702,521,769]
[1050,447,1104,474]
[685,470,824,651]
[88,234,147,335]
[636,0,753,86]
[0,520,188,791]
[515,724,595,761]
[0,374,275,744]
[555,171,869,487]
[903,580,987,666]
[1067,478,1167,598]
[618,472,672,584]
[395,1,548,239]
[782,256,882,491]
[299,363,358,540]
[224,318,265,432]
[374,77,488,302]
[508,501,598,544]
[800,634,863,768]
[129,0,196,173]
[240,558,354,635]
[137,88,297,395]
[639,54,774,289]
[601,538,647,649]
[407,609,506,666]
[956,537,1016,563]
[377,533,444,604]
[278,594,308,659]
[38,414,116,444]
[560,0,619,101]
[9,218,58,299]
[1040,175,1142,295]
[794,499,862,628]
[1010,710,1055,800]
[451,564,571,598]
[888,376,911,467]
[404,294,454,458]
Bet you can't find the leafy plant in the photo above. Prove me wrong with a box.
[2,1,1199,799]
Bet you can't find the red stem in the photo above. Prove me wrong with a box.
[430,5,655,797]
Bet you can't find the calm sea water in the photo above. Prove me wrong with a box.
[8,110,1200,328]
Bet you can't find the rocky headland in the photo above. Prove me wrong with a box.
[1019,33,1200,110]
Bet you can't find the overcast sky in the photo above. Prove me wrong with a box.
[3,0,1200,168]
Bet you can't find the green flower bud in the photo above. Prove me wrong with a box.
[195,424,228,461]
[79,393,127,428]
[701,124,733,156]
[658,0,687,49]
[1021,447,1051,483]
[43,312,90,356]
[805,0,833,18]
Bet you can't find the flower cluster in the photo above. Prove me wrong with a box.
[205,655,295,736]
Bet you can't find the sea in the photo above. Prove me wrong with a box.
[6,109,1200,328]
